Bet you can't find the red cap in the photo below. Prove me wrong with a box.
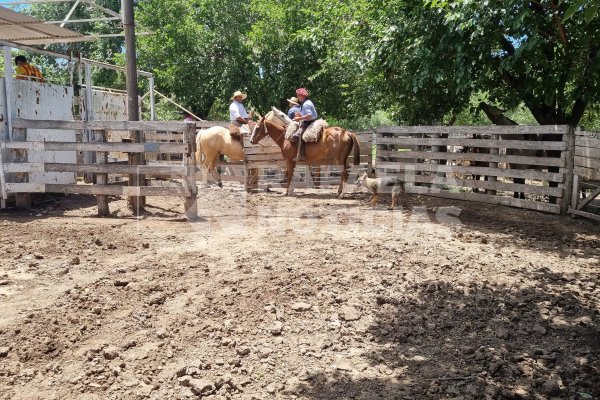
[296,88,309,97]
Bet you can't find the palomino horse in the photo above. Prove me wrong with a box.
[195,126,244,187]
[250,108,360,197]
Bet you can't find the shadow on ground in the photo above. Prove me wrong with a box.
[297,270,600,400]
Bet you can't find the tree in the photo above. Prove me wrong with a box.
[419,0,600,126]
[136,0,254,119]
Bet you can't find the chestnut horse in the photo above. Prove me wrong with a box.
[250,108,360,197]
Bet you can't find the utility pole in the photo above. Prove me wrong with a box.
[122,0,145,211]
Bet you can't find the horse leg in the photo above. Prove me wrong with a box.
[285,160,296,196]
[207,155,222,188]
[338,163,349,198]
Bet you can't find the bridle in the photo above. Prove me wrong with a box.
[252,117,286,145]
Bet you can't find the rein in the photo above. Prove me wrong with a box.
[260,119,286,144]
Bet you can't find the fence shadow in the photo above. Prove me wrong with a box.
[297,270,600,399]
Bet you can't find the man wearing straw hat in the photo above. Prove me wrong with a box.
[286,96,301,120]
[229,90,255,140]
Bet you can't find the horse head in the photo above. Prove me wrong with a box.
[270,106,292,126]
[250,115,268,145]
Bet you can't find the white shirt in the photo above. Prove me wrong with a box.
[229,100,249,123]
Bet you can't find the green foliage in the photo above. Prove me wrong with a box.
[420,0,600,125]
[137,0,254,119]
[563,0,600,24]
[328,110,395,131]
[21,0,600,127]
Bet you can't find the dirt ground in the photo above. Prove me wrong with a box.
[0,183,599,400]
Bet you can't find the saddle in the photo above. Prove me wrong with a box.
[285,119,329,143]
[229,121,256,142]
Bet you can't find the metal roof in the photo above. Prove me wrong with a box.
[0,6,88,45]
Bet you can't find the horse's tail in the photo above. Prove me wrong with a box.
[349,132,361,166]
[195,131,204,167]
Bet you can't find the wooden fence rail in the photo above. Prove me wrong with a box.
[569,129,600,222]
[1,119,198,220]
[3,119,600,222]
[376,125,573,215]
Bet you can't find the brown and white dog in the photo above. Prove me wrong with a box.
[356,172,406,209]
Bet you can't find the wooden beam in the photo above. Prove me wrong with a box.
[377,150,566,168]
[4,141,190,154]
[378,125,569,136]
[568,208,600,222]
[378,173,563,197]
[376,161,564,182]
[576,186,600,211]
[12,118,191,132]
[6,183,191,197]
[574,166,600,181]
[376,138,566,151]
[575,155,600,170]
[575,135,600,149]
[575,146,600,160]
[407,186,561,214]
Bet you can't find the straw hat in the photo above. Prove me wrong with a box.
[231,90,247,100]
[287,97,299,106]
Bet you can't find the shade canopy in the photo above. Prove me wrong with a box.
[0,6,88,45]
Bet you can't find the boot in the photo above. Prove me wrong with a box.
[297,140,306,161]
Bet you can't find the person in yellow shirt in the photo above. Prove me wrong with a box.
[14,55,45,83]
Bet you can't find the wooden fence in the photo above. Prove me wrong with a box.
[376,125,573,214]
[0,119,198,219]
[4,119,599,221]
[569,129,600,222]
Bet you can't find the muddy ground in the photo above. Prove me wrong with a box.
[0,183,599,400]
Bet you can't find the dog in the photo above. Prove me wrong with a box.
[356,172,406,209]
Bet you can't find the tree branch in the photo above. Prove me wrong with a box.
[549,0,569,49]
[529,0,568,49]
[501,36,516,56]
[569,97,587,126]
[479,102,519,125]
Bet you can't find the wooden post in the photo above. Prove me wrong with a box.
[183,124,198,220]
[2,47,14,208]
[571,174,579,212]
[122,0,145,212]
[245,164,259,192]
[95,130,110,216]
[148,76,156,121]
[312,166,321,188]
[431,132,441,190]
[83,62,95,183]
[12,127,31,208]
[561,126,576,215]
[0,140,7,209]
[487,134,498,196]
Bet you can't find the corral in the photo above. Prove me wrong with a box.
[0,5,599,399]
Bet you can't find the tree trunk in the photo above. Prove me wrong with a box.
[479,102,518,126]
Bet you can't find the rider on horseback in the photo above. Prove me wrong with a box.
[229,90,255,141]
[290,88,318,161]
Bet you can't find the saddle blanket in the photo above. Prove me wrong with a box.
[285,119,329,143]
